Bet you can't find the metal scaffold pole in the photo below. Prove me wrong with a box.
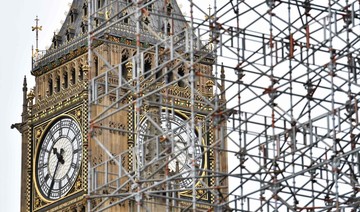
[84,0,360,211]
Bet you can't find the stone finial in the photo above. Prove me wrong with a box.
[206,80,214,88]
[82,63,90,72]
[81,63,90,80]
[27,89,35,101]
[125,61,133,80]
[23,76,27,88]
[22,76,29,121]
[220,62,225,79]
[125,61,133,70]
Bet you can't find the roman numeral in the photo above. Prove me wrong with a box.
[39,163,48,169]
[71,131,80,143]
[66,174,71,183]
[45,173,50,181]
[59,181,62,196]
[71,163,79,169]
[41,147,50,153]
[67,127,71,136]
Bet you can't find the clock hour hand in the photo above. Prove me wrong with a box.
[53,147,65,164]
[48,148,65,197]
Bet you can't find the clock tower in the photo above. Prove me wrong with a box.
[16,0,228,211]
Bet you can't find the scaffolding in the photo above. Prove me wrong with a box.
[85,0,360,211]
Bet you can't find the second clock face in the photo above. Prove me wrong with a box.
[137,111,203,188]
[35,117,83,200]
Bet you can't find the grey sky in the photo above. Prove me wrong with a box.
[0,1,70,210]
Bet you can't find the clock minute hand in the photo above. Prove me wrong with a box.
[47,148,65,197]
[47,158,60,198]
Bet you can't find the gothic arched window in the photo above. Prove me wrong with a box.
[144,60,151,79]
[97,0,104,9]
[71,68,76,84]
[121,55,128,79]
[79,67,84,81]
[178,67,185,87]
[69,9,77,23]
[52,34,62,49]
[95,18,100,27]
[83,3,88,16]
[56,76,61,92]
[48,78,53,96]
[167,23,171,35]
[156,68,162,80]
[166,70,173,83]
[66,31,71,41]
[94,57,99,76]
[66,29,75,41]
[123,11,129,24]
[167,3,173,16]
[81,21,88,34]
[63,71,68,89]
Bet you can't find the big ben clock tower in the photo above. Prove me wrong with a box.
[15,0,228,211]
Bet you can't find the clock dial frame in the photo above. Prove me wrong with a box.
[34,116,83,201]
[136,110,204,188]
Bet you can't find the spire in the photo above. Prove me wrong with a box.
[11,76,28,132]
[23,75,27,89]
[220,62,225,78]
[22,76,28,121]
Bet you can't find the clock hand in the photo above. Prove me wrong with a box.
[47,148,65,197]
[47,157,60,197]
[53,147,65,164]
[58,148,65,164]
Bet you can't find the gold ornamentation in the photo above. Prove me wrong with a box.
[36,129,42,138]
[46,196,85,212]
[28,89,35,100]
[35,197,41,208]
[76,110,82,117]
[82,64,89,72]
[75,180,81,190]
[125,61,133,80]
[33,82,86,121]
[206,79,214,87]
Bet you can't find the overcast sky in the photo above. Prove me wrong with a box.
[0,1,70,210]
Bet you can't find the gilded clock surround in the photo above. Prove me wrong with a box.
[31,106,87,211]
[33,114,83,202]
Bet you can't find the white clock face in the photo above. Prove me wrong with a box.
[137,111,203,188]
[35,117,83,200]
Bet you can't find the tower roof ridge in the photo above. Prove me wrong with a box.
[32,0,188,74]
